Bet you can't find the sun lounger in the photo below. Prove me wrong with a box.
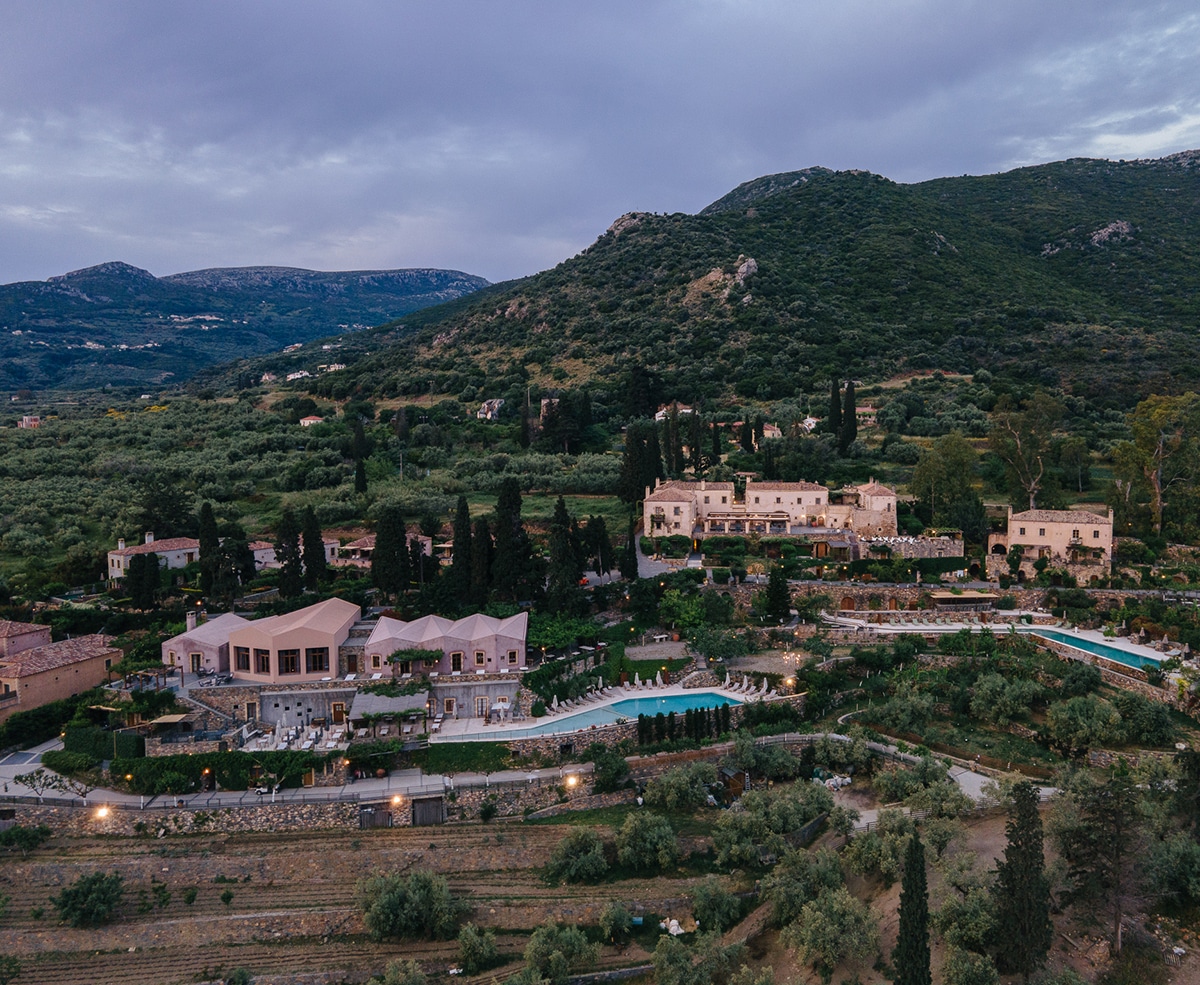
[371,672,383,680]
[379,727,389,736]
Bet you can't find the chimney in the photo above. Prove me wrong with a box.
[186,610,197,632]
[700,480,706,491]
[144,532,154,544]
[117,538,125,551]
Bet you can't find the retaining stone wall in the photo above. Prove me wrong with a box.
[7,800,360,837]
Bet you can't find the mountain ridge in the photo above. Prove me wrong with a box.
[0,263,490,391]
[251,150,1200,411]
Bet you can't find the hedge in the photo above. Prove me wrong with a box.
[0,689,107,751]
[65,725,145,761]
[112,749,324,795]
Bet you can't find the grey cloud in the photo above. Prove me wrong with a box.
[1,1,1198,284]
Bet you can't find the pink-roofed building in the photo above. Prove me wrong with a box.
[0,635,121,725]
[299,415,324,427]
[228,597,361,684]
[107,532,200,582]
[332,532,431,568]
[161,611,252,676]
[365,611,528,720]
[365,612,528,677]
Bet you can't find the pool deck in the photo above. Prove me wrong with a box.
[823,612,1175,666]
[429,683,748,741]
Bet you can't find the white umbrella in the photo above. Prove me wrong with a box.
[634,672,641,686]
[655,671,663,686]
[724,673,731,687]
[742,675,750,690]
[551,695,558,710]
[759,678,768,693]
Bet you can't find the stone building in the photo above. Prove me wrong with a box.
[644,478,898,540]
[987,506,1114,583]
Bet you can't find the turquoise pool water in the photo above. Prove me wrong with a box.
[454,691,741,741]
[1025,627,1163,671]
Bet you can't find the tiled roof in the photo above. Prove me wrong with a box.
[747,480,826,491]
[0,620,45,639]
[0,635,118,678]
[856,481,896,497]
[109,537,200,557]
[1011,509,1111,525]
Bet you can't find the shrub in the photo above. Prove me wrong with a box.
[599,901,633,942]
[521,920,599,985]
[643,762,718,813]
[51,871,124,927]
[457,922,499,974]
[545,828,609,884]
[615,812,678,872]
[590,747,630,793]
[355,870,468,941]
[0,824,52,856]
[691,877,742,932]
[40,749,99,776]
[780,886,879,982]
[1059,662,1102,697]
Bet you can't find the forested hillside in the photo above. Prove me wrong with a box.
[252,151,1200,410]
[0,262,489,390]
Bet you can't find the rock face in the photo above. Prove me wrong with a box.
[735,257,758,285]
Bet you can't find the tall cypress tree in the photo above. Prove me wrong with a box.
[300,505,327,591]
[828,378,843,436]
[275,509,303,598]
[451,495,473,602]
[619,516,640,581]
[894,831,931,985]
[710,420,722,464]
[197,502,219,596]
[354,458,368,494]
[993,781,1052,980]
[470,517,492,607]
[617,424,647,504]
[839,380,858,454]
[546,496,583,613]
[371,505,408,598]
[763,565,791,623]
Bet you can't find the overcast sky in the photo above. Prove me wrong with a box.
[2,1,1199,285]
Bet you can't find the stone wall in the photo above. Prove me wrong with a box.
[7,800,360,837]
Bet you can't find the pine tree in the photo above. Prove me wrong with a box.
[993,781,1052,980]
[372,505,409,598]
[470,517,492,607]
[301,506,327,591]
[451,495,473,602]
[894,831,931,985]
[197,502,219,596]
[828,378,843,436]
[275,509,303,598]
[839,380,858,454]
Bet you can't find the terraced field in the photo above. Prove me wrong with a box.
[0,824,693,985]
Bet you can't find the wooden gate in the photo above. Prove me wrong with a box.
[411,796,445,826]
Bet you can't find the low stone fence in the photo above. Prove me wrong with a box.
[4,800,360,837]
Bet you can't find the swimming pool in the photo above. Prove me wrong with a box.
[451,691,741,741]
[1024,627,1163,671]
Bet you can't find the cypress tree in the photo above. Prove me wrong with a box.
[470,517,492,607]
[645,428,664,486]
[839,380,858,454]
[492,478,523,599]
[275,509,303,598]
[828,378,842,436]
[617,423,646,505]
[764,565,791,623]
[127,552,160,609]
[546,497,583,613]
[371,505,408,598]
[354,458,368,494]
[301,505,327,591]
[519,389,531,449]
[197,502,219,596]
[739,419,755,453]
[619,516,640,581]
[894,831,931,985]
[451,495,473,602]
[688,411,704,474]
[993,781,1052,980]
[710,421,722,464]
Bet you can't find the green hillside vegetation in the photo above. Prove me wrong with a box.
[223,151,1200,411]
[0,262,489,391]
